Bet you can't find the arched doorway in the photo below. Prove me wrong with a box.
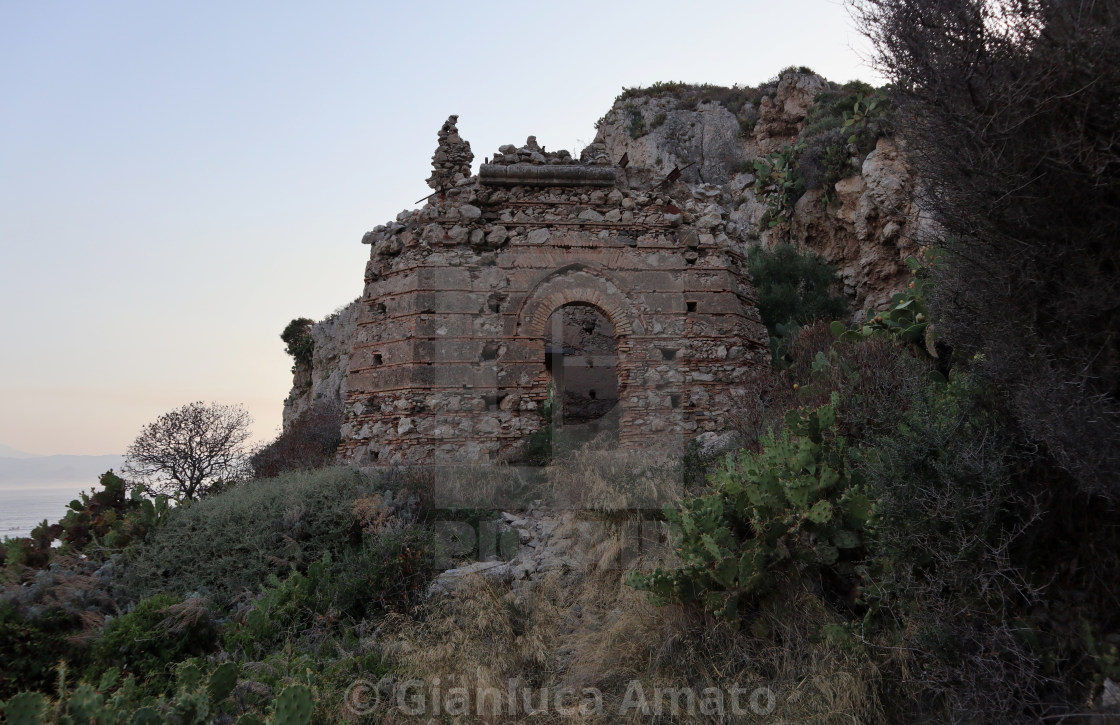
[544,303,620,437]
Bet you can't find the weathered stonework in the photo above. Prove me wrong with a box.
[341,118,770,465]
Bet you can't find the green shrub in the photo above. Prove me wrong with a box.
[760,79,893,205]
[752,142,805,226]
[116,467,393,605]
[224,532,433,660]
[280,318,314,370]
[88,594,219,696]
[835,254,937,356]
[796,127,854,203]
[0,661,318,725]
[1,472,169,588]
[520,424,553,467]
[746,244,848,362]
[624,105,647,139]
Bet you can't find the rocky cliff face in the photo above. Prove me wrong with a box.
[282,300,360,429]
[594,70,926,313]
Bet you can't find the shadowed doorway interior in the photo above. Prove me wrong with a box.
[544,304,620,441]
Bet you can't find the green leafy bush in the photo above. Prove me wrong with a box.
[834,254,942,367]
[0,662,315,725]
[2,472,167,576]
[224,531,433,660]
[624,104,646,139]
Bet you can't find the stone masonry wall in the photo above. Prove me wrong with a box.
[341,118,770,465]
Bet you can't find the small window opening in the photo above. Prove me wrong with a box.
[372,353,383,367]
[487,293,506,314]
[686,301,697,313]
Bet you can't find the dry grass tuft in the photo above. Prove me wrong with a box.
[545,439,685,512]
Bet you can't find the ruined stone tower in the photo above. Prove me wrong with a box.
[339,116,770,466]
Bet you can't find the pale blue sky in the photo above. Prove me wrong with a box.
[0,0,881,455]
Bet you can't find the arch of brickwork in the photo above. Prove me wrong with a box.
[516,264,641,339]
[339,127,771,466]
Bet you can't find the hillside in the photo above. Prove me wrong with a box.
[2,27,1119,721]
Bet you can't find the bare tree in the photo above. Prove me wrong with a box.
[122,401,253,501]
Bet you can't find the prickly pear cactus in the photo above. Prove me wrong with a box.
[176,662,203,693]
[2,692,48,725]
[129,706,163,725]
[270,684,313,725]
[207,662,239,703]
[170,689,210,725]
[66,683,105,721]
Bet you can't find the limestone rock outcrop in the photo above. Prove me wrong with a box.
[593,70,923,314]
[282,300,360,429]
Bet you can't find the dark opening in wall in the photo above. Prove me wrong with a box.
[487,293,506,314]
[670,394,681,409]
[545,303,619,427]
[686,301,697,312]
[660,347,678,361]
[372,353,383,366]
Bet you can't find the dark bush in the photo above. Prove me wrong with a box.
[280,318,315,369]
[853,0,1120,498]
[0,602,84,698]
[857,375,1048,722]
[796,127,851,196]
[250,401,343,478]
[746,244,849,361]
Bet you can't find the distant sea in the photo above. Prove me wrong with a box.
[0,454,124,539]
[0,482,97,539]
